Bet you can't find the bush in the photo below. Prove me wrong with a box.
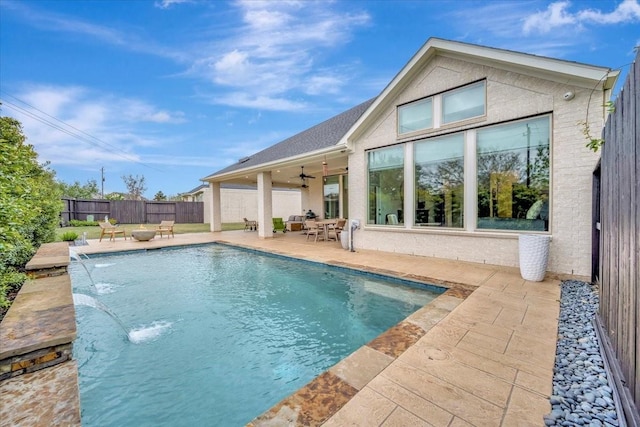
[1,116,62,318]
[108,218,118,225]
[69,219,98,227]
[61,232,79,242]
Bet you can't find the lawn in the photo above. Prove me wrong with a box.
[55,223,245,241]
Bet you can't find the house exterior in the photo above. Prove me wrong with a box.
[180,183,301,223]
[203,38,618,278]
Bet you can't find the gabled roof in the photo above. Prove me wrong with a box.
[181,184,208,195]
[203,98,375,180]
[346,37,619,142]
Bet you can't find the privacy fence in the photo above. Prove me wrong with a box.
[592,51,639,425]
[61,198,204,224]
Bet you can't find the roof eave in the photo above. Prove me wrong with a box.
[201,144,348,183]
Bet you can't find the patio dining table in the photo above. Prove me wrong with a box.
[314,219,338,241]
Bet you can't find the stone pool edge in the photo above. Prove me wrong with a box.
[0,242,81,426]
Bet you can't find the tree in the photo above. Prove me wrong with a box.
[105,192,125,200]
[0,116,62,313]
[58,179,99,199]
[121,174,147,200]
[153,191,167,201]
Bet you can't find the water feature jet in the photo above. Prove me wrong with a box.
[72,293,132,340]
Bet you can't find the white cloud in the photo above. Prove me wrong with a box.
[188,1,371,108]
[154,0,192,9]
[524,0,640,34]
[4,84,186,166]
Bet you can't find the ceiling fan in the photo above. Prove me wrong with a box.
[292,166,315,188]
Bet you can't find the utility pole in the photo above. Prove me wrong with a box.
[101,167,105,199]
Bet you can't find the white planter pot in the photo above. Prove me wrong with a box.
[340,229,349,250]
[518,234,550,281]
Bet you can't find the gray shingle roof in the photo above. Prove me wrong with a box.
[206,98,375,177]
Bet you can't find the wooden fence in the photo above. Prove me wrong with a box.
[592,51,639,425]
[61,198,204,224]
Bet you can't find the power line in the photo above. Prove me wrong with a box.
[0,91,165,172]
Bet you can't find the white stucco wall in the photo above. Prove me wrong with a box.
[200,187,302,223]
[348,55,605,278]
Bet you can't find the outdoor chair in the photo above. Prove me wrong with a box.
[98,221,126,242]
[305,220,323,242]
[244,218,258,231]
[272,217,287,233]
[156,220,175,238]
[328,218,347,241]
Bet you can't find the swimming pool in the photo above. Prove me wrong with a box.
[70,244,443,426]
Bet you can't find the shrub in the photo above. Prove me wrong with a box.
[1,116,62,319]
[61,232,79,242]
[69,219,99,227]
[108,218,118,225]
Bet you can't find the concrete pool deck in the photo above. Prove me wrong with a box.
[1,230,561,426]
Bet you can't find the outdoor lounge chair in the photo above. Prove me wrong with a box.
[98,221,126,242]
[156,220,175,238]
[272,217,287,233]
[244,218,258,231]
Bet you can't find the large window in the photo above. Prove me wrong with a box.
[367,146,404,225]
[414,134,464,228]
[398,98,433,134]
[323,176,340,219]
[476,116,550,231]
[442,81,485,124]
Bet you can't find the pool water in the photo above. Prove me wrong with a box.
[70,244,442,426]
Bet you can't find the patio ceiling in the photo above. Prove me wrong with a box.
[213,151,349,189]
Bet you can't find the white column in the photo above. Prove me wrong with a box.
[257,172,273,238]
[404,142,414,227]
[464,130,477,232]
[209,182,222,232]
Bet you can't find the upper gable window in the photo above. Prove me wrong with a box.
[442,81,485,124]
[398,98,433,134]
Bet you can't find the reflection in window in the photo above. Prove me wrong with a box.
[477,116,550,231]
[398,98,433,134]
[368,146,404,225]
[323,176,339,219]
[415,134,464,228]
[442,81,485,124]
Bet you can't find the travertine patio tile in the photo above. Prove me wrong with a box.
[379,362,504,426]
[406,305,452,332]
[515,368,553,396]
[501,386,550,426]
[428,294,464,312]
[422,322,467,347]
[461,321,513,343]
[448,417,474,427]
[398,343,512,406]
[513,321,558,344]
[366,375,452,427]
[329,345,394,390]
[381,406,431,426]
[492,307,526,330]
[414,339,517,382]
[322,386,396,427]
[505,332,556,369]
[459,329,510,354]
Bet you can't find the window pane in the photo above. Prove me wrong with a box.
[398,98,433,134]
[415,134,464,228]
[323,176,339,219]
[368,146,404,225]
[476,116,550,231]
[442,82,485,124]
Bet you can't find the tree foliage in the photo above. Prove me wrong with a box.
[0,116,63,313]
[58,179,99,199]
[153,191,167,201]
[121,174,147,200]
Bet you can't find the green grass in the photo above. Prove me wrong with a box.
[54,223,245,241]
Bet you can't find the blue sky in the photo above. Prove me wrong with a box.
[1,0,639,198]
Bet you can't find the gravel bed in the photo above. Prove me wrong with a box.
[544,280,621,427]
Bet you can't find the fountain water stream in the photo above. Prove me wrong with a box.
[72,293,132,340]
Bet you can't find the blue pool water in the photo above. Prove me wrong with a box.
[70,244,442,426]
